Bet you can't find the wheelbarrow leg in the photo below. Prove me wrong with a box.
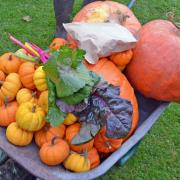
[82,0,99,7]
[54,0,74,38]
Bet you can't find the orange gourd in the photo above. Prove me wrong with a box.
[86,58,138,138]
[0,98,18,127]
[73,1,141,34]
[65,123,94,153]
[110,49,133,71]
[38,90,48,113]
[0,53,22,74]
[39,136,70,166]
[126,20,180,102]
[18,62,36,89]
[94,128,123,153]
[49,38,67,51]
[0,71,5,81]
[35,123,66,147]
[88,147,100,169]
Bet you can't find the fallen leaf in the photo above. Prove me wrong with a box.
[22,16,32,22]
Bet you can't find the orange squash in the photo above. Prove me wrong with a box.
[39,136,70,166]
[94,128,123,153]
[35,123,66,147]
[0,53,22,74]
[18,62,36,89]
[65,123,94,153]
[110,49,133,71]
[88,147,100,169]
[49,38,67,51]
[73,1,141,34]
[126,20,180,102]
[86,58,138,138]
[0,98,18,127]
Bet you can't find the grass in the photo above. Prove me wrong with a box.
[0,0,180,179]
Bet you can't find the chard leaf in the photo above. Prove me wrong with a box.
[46,78,65,127]
[71,123,101,145]
[77,82,133,139]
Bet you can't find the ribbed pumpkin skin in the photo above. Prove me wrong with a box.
[18,62,36,90]
[65,123,94,153]
[86,58,139,138]
[39,138,70,166]
[6,122,33,146]
[94,128,123,153]
[33,66,47,91]
[0,101,18,127]
[73,1,141,34]
[16,102,45,131]
[38,90,48,113]
[63,153,90,172]
[88,147,100,169]
[0,71,6,81]
[0,53,22,74]
[35,123,66,147]
[126,20,180,102]
[0,73,22,101]
[16,88,38,105]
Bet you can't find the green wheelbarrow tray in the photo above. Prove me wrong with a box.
[0,91,169,180]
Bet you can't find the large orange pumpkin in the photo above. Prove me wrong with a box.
[86,58,139,138]
[65,123,94,153]
[72,1,141,34]
[126,20,180,102]
[18,62,36,89]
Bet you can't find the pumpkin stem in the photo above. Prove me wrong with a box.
[31,91,37,98]
[0,80,4,85]
[105,141,112,150]
[8,54,13,61]
[166,12,180,30]
[51,136,60,145]
[32,105,36,113]
[4,96,9,108]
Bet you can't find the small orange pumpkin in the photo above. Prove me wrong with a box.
[65,123,94,153]
[18,62,36,89]
[0,97,18,127]
[35,123,66,147]
[0,52,22,74]
[49,38,67,51]
[39,136,70,166]
[88,147,100,169]
[0,71,6,81]
[94,128,123,153]
[110,49,133,71]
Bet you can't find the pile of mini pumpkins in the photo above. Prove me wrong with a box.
[0,51,101,172]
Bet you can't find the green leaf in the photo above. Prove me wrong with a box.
[61,85,93,105]
[46,78,66,127]
[56,65,86,97]
[71,123,101,145]
[46,106,65,127]
[43,51,61,84]
[59,46,85,68]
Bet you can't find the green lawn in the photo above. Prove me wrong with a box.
[0,0,180,179]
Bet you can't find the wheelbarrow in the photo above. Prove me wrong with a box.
[0,0,169,179]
